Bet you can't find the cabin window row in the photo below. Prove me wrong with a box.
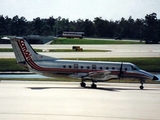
[62,65,128,71]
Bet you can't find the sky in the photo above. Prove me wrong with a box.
[0,0,160,21]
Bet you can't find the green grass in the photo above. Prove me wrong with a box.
[49,49,107,52]
[0,57,160,72]
[0,48,42,52]
[0,58,26,71]
[0,48,14,52]
[0,48,107,52]
[51,38,142,44]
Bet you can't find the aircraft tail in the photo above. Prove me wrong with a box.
[10,37,40,63]
[10,37,57,64]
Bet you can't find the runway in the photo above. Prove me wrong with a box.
[0,81,160,120]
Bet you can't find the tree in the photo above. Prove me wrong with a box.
[142,13,159,44]
[4,16,12,35]
[0,13,159,43]
[134,18,144,39]
[18,17,28,35]
[83,19,95,37]
[33,17,44,35]
[46,16,56,35]
[94,17,109,37]
[0,15,5,35]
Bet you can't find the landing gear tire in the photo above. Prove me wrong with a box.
[91,83,97,89]
[140,80,145,90]
[80,82,86,88]
[140,85,144,90]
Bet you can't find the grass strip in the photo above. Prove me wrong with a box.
[0,58,26,71]
[0,48,107,52]
[0,48,42,52]
[51,38,142,44]
[49,49,107,52]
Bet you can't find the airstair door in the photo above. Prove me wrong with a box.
[92,65,96,71]
[74,64,78,74]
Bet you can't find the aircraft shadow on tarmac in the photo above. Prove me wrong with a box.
[27,86,147,92]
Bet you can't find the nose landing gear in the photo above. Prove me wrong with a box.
[140,80,145,90]
[140,85,144,90]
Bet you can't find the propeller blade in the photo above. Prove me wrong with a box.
[118,62,123,79]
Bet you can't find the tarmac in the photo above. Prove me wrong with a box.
[0,81,160,120]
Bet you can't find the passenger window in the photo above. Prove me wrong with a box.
[100,67,103,70]
[69,65,72,68]
[63,65,66,68]
[106,67,109,70]
[87,66,90,69]
[112,67,115,70]
[81,66,83,69]
[125,68,127,71]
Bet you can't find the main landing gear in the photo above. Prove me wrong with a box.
[80,79,97,88]
[139,80,145,90]
[91,83,97,88]
[80,82,86,87]
[80,82,97,88]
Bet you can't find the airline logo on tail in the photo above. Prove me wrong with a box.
[17,39,39,69]
[17,39,54,71]
[18,39,32,61]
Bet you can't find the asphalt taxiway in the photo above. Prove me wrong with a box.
[0,81,160,120]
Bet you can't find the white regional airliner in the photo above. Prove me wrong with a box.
[10,37,158,89]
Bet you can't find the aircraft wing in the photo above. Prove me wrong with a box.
[84,70,118,81]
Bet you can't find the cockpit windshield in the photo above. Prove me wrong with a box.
[131,65,140,71]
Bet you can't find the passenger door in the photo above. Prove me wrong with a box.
[92,65,96,71]
[74,64,78,74]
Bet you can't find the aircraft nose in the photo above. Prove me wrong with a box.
[152,76,159,80]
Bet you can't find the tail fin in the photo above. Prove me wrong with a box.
[10,37,57,64]
[10,37,39,63]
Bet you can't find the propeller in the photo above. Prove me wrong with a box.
[118,62,124,79]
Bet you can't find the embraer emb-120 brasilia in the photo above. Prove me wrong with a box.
[10,37,158,89]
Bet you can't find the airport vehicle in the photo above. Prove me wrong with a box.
[62,32,85,39]
[10,37,158,89]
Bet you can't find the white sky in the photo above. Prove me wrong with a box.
[0,0,160,21]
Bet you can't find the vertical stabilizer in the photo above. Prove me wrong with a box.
[10,37,39,63]
[10,37,59,71]
[10,37,26,63]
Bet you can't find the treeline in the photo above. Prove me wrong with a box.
[0,13,160,44]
